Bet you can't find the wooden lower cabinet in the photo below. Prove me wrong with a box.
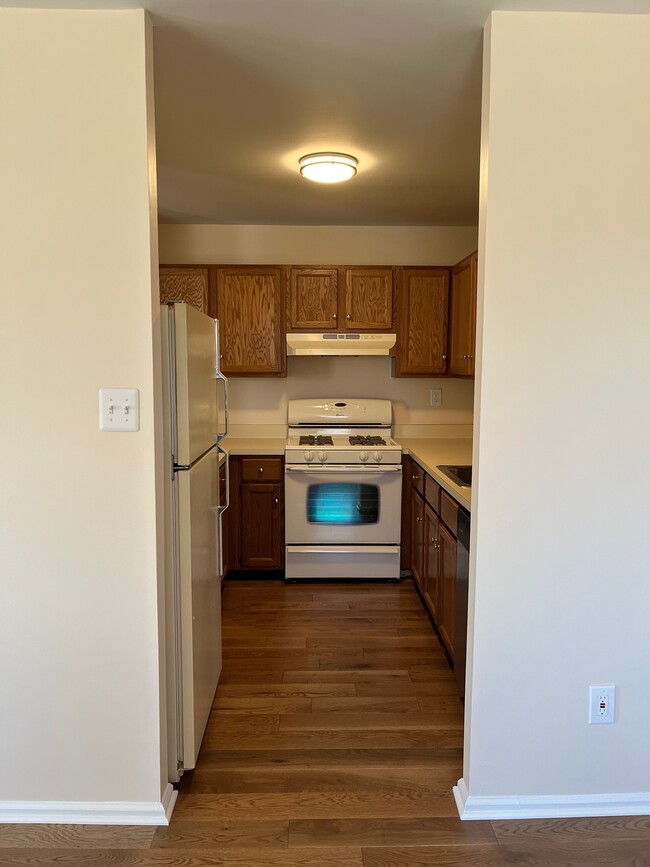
[403,459,460,663]
[423,504,440,621]
[226,456,284,572]
[411,489,425,590]
[437,522,456,658]
[241,482,283,568]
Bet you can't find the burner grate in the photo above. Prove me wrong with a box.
[299,435,334,446]
[349,435,387,446]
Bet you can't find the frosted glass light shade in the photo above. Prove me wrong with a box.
[299,152,358,183]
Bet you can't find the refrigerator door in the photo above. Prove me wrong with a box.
[173,447,222,772]
[171,303,219,466]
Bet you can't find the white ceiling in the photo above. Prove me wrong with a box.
[5,0,650,225]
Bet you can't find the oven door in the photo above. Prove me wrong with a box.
[285,464,402,545]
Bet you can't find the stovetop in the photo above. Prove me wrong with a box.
[285,398,402,465]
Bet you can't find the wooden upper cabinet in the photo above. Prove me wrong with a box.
[343,268,393,331]
[393,267,449,376]
[289,268,338,330]
[215,267,285,377]
[287,266,393,332]
[449,252,477,376]
[159,266,209,314]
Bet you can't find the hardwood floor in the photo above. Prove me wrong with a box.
[3,578,649,866]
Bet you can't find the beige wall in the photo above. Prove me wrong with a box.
[461,11,650,818]
[0,9,166,817]
[160,224,477,427]
[230,357,473,428]
[159,224,478,266]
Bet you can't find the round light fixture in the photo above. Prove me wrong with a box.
[299,152,358,183]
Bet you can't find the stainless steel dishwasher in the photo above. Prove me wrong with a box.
[455,507,470,698]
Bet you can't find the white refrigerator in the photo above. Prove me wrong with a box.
[161,302,228,782]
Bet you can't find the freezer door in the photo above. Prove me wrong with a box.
[175,447,222,771]
[172,303,219,466]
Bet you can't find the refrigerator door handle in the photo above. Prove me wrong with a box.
[214,320,229,442]
[215,446,230,580]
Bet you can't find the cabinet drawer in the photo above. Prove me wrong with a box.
[425,474,441,512]
[242,458,283,482]
[410,463,425,497]
[440,491,458,536]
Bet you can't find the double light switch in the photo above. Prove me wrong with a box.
[99,388,140,432]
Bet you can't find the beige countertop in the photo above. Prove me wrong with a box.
[220,434,473,511]
[397,437,472,511]
[219,437,286,456]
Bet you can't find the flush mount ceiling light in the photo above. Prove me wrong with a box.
[299,152,358,183]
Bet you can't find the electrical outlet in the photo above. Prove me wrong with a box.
[589,684,615,724]
[430,388,442,407]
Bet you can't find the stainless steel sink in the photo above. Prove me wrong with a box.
[437,465,472,487]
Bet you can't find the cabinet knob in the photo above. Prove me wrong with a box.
[412,475,420,481]
[258,467,264,473]
[332,313,337,319]
[415,516,422,523]
[433,540,441,549]
[274,497,279,505]
[346,314,351,320]
[442,354,447,361]
[468,355,473,360]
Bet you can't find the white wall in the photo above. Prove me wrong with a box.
[161,224,477,428]
[0,9,167,820]
[461,11,650,818]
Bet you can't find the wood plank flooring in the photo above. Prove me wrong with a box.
[3,578,649,866]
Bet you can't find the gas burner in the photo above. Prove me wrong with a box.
[349,435,387,446]
[299,435,334,446]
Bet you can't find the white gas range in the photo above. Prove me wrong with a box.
[284,398,403,581]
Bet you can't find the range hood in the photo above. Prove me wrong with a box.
[287,333,396,357]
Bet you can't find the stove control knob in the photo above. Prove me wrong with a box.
[304,450,314,462]
[373,450,383,463]
[359,450,370,463]
[317,450,328,463]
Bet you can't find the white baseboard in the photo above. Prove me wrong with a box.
[0,784,178,826]
[454,777,650,820]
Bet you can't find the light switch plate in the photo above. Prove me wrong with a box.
[99,388,140,432]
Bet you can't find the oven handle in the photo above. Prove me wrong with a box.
[285,465,402,473]
[287,545,401,554]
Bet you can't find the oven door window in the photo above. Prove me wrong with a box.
[307,483,379,525]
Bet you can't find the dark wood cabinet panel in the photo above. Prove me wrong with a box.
[438,522,456,658]
[215,267,285,377]
[449,252,477,376]
[393,268,449,376]
[240,481,283,569]
[159,266,209,313]
[343,268,393,331]
[289,268,338,330]
[411,489,425,591]
[228,456,284,572]
[423,504,441,622]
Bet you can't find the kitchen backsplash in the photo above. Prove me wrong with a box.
[227,356,474,428]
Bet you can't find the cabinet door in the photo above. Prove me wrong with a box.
[423,504,440,622]
[438,523,456,658]
[394,268,449,376]
[289,268,338,330]
[411,489,425,590]
[240,482,283,569]
[160,267,209,314]
[449,252,477,376]
[343,268,393,331]
[215,267,285,377]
